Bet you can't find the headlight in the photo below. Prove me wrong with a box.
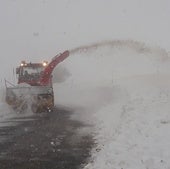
[20,61,27,66]
[43,61,48,66]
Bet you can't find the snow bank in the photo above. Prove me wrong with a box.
[84,76,170,169]
[53,40,170,169]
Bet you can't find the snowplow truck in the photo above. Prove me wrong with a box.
[5,50,69,113]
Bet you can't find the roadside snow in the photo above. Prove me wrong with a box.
[54,41,170,169]
[84,75,170,169]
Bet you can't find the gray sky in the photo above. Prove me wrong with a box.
[0,0,170,82]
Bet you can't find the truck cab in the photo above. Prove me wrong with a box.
[16,61,50,86]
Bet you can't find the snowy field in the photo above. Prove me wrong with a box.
[53,40,170,169]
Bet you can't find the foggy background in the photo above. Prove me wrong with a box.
[0,0,170,82]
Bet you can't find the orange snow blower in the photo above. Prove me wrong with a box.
[5,51,69,113]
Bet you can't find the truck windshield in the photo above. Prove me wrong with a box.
[23,67,44,75]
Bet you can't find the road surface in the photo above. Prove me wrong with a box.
[0,107,94,169]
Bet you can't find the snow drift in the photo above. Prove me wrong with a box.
[53,40,170,169]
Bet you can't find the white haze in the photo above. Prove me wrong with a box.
[0,0,170,82]
[0,0,170,169]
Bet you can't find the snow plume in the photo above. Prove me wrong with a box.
[54,39,170,109]
[52,65,71,83]
[54,40,170,169]
[70,40,169,61]
[0,84,16,124]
